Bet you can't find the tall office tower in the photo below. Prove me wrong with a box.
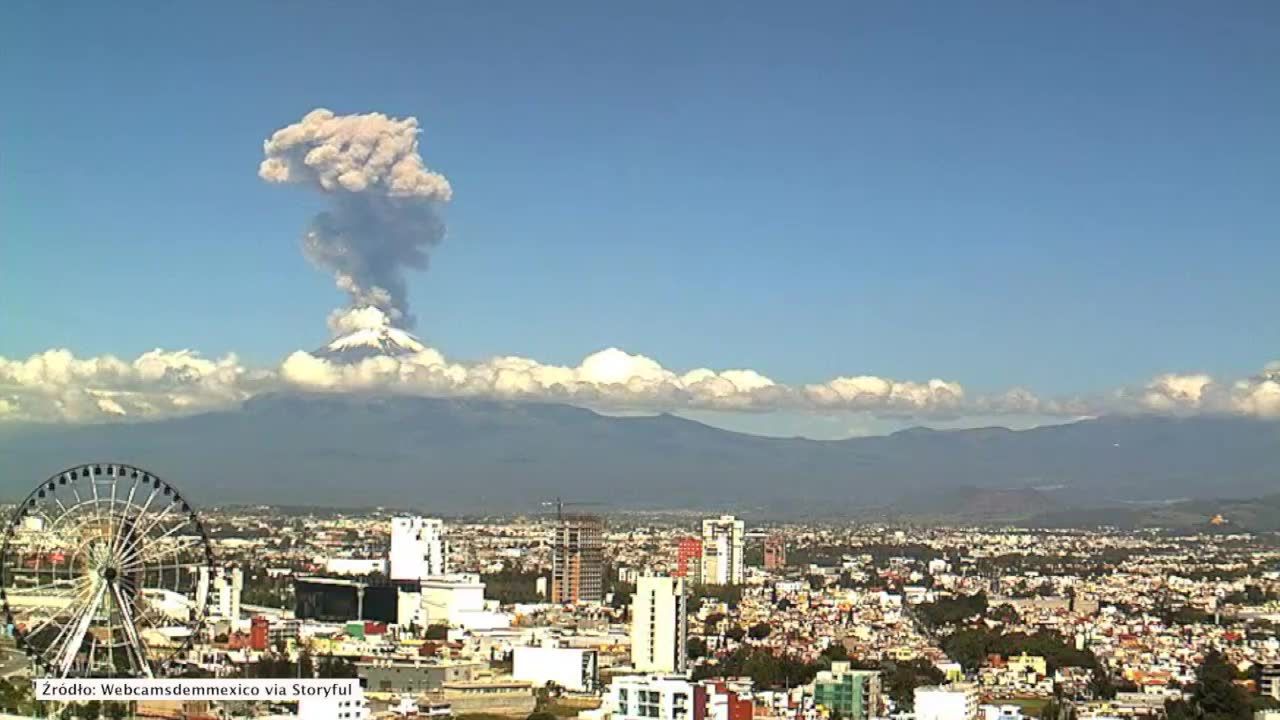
[630,576,688,674]
[700,515,745,585]
[763,534,787,570]
[390,517,448,582]
[674,537,703,579]
[551,514,604,604]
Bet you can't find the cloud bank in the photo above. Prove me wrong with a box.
[3,338,1278,425]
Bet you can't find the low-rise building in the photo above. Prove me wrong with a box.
[513,645,600,693]
[812,662,882,720]
[915,684,979,720]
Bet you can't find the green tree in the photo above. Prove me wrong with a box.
[1089,667,1117,701]
[1191,650,1251,720]
[687,637,709,659]
[317,654,358,679]
[883,659,946,711]
[748,623,772,640]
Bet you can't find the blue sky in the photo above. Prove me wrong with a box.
[2,2,1278,435]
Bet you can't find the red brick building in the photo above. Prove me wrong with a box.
[675,537,703,579]
[249,615,269,652]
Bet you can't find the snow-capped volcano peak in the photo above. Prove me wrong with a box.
[320,326,425,356]
[314,307,427,362]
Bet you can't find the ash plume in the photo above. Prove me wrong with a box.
[259,108,453,330]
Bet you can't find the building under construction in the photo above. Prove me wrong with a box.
[550,513,604,604]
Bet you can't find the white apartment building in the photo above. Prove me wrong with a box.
[390,516,448,582]
[915,684,980,720]
[630,576,688,674]
[700,515,744,586]
[513,644,599,692]
[608,675,693,720]
[198,565,243,621]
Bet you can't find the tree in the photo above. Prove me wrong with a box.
[299,650,315,678]
[883,659,946,711]
[1191,650,1251,720]
[692,647,821,689]
[482,568,543,604]
[822,644,851,663]
[919,592,988,629]
[704,611,726,635]
[726,626,746,642]
[989,603,1020,624]
[688,637,709,659]
[317,654,358,679]
[1089,667,1117,700]
[699,584,744,609]
[749,623,772,640]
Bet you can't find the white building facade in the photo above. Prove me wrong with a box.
[915,685,980,720]
[608,675,693,720]
[513,645,599,692]
[630,576,688,674]
[419,573,510,631]
[700,515,745,586]
[390,516,448,582]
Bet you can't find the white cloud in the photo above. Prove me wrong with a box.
[1139,372,1214,412]
[0,348,272,422]
[1223,362,1280,418]
[4,340,1280,426]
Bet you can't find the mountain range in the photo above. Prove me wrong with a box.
[1,391,1278,517]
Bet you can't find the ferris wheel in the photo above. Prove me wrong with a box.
[0,463,215,678]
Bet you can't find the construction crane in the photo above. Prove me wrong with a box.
[540,496,608,522]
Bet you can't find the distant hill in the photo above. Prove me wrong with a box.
[0,392,1277,513]
[1031,494,1280,532]
[888,486,1062,523]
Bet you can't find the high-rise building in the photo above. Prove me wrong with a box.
[763,534,786,571]
[390,517,448,582]
[700,516,744,586]
[631,576,688,674]
[551,514,604,604]
[813,663,882,720]
[674,537,703,580]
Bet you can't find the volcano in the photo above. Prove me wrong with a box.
[313,325,427,363]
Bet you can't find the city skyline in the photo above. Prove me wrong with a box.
[3,2,1279,439]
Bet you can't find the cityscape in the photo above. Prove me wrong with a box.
[3,499,1278,720]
